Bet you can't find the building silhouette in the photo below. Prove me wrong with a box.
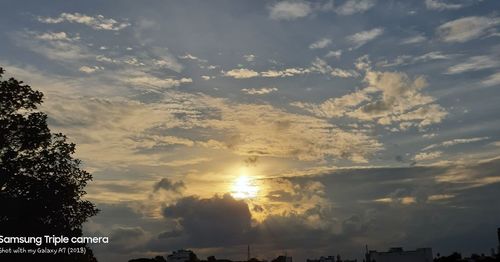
[307,255,357,262]
[365,247,433,262]
[307,256,335,262]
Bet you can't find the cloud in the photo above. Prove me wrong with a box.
[427,194,454,201]
[224,68,259,79]
[414,151,443,161]
[154,57,184,73]
[13,30,91,62]
[422,137,489,151]
[225,67,310,79]
[178,53,199,60]
[414,52,451,62]
[201,101,382,162]
[336,0,376,15]
[482,72,500,86]
[201,75,214,80]
[38,12,130,31]
[335,0,375,15]
[446,56,499,74]
[293,91,369,118]
[260,67,309,78]
[34,31,80,41]
[79,65,103,74]
[437,16,500,43]
[434,157,500,187]
[268,1,312,21]
[243,54,256,62]
[269,0,351,21]
[163,158,211,167]
[99,225,151,253]
[126,73,192,90]
[330,68,358,78]
[163,194,252,247]
[159,184,334,250]
[225,58,358,79]
[425,0,463,11]
[9,62,381,167]
[309,38,332,49]
[325,50,342,59]
[293,69,447,129]
[244,156,259,166]
[309,57,333,74]
[178,53,208,64]
[241,87,278,95]
[373,196,416,205]
[147,157,500,258]
[378,51,452,67]
[154,178,186,193]
[401,35,427,44]
[10,65,379,166]
[347,28,384,48]
[87,156,500,260]
[12,29,185,82]
[306,58,358,78]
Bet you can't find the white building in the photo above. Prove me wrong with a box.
[167,250,194,262]
[366,247,433,262]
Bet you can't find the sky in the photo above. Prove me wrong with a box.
[1,0,500,261]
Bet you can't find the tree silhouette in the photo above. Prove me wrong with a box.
[0,67,99,261]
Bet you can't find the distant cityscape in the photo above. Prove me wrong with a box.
[129,228,500,262]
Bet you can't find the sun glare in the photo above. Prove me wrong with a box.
[231,168,259,199]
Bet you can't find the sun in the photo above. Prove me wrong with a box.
[231,168,259,199]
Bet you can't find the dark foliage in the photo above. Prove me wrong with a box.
[129,256,167,262]
[0,67,99,261]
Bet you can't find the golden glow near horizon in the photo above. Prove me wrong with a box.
[231,167,259,199]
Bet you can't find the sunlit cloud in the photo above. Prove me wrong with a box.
[38,12,130,31]
[309,38,332,49]
[347,28,384,49]
[336,0,376,15]
[224,68,259,79]
[414,151,443,162]
[293,69,447,129]
[425,0,463,11]
[268,1,312,21]
[401,34,427,44]
[422,137,490,151]
[437,16,500,43]
[241,87,278,95]
[446,55,499,74]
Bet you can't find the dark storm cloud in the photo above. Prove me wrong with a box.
[154,178,186,193]
[160,193,340,251]
[163,194,253,247]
